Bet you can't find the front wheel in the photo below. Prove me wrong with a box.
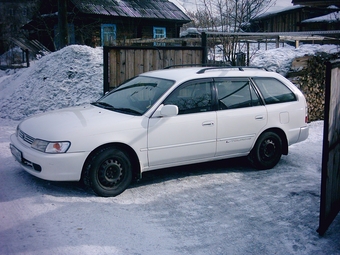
[84,147,132,197]
[248,131,282,170]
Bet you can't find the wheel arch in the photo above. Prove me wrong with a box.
[81,143,141,184]
[258,127,288,155]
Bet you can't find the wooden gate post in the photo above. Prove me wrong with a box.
[103,46,109,94]
[202,32,207,65]
[318,59,340,235]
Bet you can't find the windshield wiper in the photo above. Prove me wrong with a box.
[115,83,157,92]
[113,108,142,116]
[92,102,141,115]
[91,102,114,109]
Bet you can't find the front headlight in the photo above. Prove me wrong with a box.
[31,139,70,153]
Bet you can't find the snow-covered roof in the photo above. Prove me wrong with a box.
[180,25,244,37]
[70,0,191,21]
[302,11,340,23]
[254,5,303,20]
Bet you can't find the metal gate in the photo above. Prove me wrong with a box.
[318,59,340,235]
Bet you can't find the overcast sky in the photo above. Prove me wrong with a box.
[269,0,294,12]
[170,0,295,13]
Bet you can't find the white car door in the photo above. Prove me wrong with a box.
[147,79,217,167]
[215,78,267,156]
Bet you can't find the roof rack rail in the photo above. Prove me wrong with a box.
[164,63,231,69]
[196,66,268,74]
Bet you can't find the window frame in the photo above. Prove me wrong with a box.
[153,26,166,39]
[214,78,263,110]
[153,26,166,46]
[101,24,117,46]
[163,78,214,115]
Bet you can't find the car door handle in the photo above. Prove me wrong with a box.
[202,121,214,126]
[255,115,264,120]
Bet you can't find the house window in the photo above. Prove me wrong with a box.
[153,27,166,46]
[101,24,116,46]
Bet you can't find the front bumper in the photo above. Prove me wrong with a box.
[10,134,88,181]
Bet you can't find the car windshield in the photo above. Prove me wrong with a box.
[93,76,175,115]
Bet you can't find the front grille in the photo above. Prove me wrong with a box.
[18,129,35,145]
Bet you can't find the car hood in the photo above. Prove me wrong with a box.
[19,104,139,141]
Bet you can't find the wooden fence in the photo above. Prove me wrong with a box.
[103,45,205,92]
[103,31,340,93]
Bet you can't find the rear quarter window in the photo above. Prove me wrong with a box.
[252,77,296,104]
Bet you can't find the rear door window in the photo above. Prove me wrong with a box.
[252,77,296,104]
[215,78,261,110]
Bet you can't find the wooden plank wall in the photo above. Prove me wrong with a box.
[104,46,204,92]
[318,59,340,235]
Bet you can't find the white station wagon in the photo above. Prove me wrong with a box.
[10,67,309,197]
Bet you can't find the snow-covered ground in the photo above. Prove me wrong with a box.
[0,45,339,254]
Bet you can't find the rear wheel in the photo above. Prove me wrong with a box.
[84,147,132,197]
[249,131,282,170]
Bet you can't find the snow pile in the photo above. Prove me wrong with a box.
[250,44,339,75]
[208,43,338,75]
[0,45,103,120]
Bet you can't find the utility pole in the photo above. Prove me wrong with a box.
[58,0,68,49]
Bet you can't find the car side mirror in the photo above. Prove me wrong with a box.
[161,105,178,117]
[153,104,178,117]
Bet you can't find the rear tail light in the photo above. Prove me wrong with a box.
[305,107,308,123]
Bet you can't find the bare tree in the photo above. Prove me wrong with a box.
[187,0,276,65]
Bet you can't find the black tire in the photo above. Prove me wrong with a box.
[85,147,132,197]
[248,131,282,170]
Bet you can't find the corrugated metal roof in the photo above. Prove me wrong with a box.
[70,0,191,22]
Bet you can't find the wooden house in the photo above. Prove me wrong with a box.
[250,5,339,33]
[300,11,340,31]
[23,0,191,51]
[292,0,340,7]
[0,0,39,55]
